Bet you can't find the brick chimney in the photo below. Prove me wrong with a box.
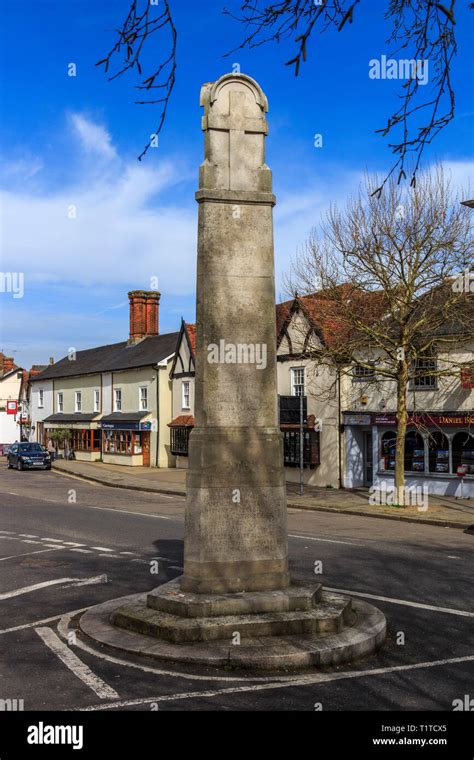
[128,291,160,343]
[3,357,14,374]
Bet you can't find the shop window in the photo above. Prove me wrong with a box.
[428,431,450,473]
[452,432,474,475]
[282,429,319,468]
[103,430,143,456]
[380,431,397,471]
[405,431,425,472]
[171,426,191,455]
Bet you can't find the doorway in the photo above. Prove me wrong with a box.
[142,432,150,467]
[363,431,373,486]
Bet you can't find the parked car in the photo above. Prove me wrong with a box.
[7,442,51,471]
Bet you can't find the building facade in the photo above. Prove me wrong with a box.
[30,291,178,467]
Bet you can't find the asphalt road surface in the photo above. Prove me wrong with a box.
[0,465,473,712]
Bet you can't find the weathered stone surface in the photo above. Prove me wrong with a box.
[81,592,387,670]
[147,578,322,618]
[183,72,289,594]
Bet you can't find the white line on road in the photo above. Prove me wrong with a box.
[62,542,86,547]
[66,575,108,588]
[289,533,360,546]
[0,607,89,635]
[76,653,474,710]
[19,534,38,538]
[0,575,107,600]
[70,549,93,554]
[35,627,119,700]
[91,547,112,552]
[0,547,62,562]
[0,531,15,534]
[0,578,79,600]
[87,505,172,520]
[325,587,474,618]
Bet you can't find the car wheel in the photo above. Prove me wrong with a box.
[17,460,23,471]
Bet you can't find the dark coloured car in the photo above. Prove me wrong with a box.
[7,442,51,471]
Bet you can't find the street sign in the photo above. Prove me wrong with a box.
[6,401,18,415]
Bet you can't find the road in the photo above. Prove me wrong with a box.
[0,465,473,712]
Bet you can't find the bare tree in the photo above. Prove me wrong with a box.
[287,166,473,501]
[96,0,177,161]
[226,0,460,194]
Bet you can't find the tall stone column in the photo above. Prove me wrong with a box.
[182,73,289,594]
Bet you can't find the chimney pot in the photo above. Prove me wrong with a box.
[3,357,14,373]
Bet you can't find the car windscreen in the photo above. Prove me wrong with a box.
[18,444,43,453]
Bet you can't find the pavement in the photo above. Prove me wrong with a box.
[49,458,474,530]
[0,465,473,713]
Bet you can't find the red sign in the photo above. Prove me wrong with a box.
[6,401,18,415]
[457,465,467,477]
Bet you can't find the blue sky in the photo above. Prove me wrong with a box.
[1,0,473,369]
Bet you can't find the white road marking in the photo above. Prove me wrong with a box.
[91,547,112,552]
[289,533,360,546]
[20,539,42,544]
[42,544,66,549]
[98,554,122,559]
[0,606,89,635]
[19,534,38,538]
[76,653,474,710]
[41,538,63,542]
[0,578,79,600]
[71,548,93,554]
[326,587,474,618]
[66,575,107,588]
[119,552,137,556]
[0,531,15,534]
[0,575,107,600]
[87,505,172,519]
[447,555,460,559]
[62,542,86,547]
[7,492,19,496]
[0,547,62,562]
[35,627,119,700]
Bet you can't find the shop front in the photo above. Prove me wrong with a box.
[100,414,153,467]
[43,414,101,461]
[344,411,474,497]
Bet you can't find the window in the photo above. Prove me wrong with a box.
[282,429,320,467]
[291,368,305,397]
[139,387,148,411]
[71,429,100,451]
[94,390,100,413]
[75,392,82,413]
[103,430,142,455]
[38,389,44,408]
[428,431,449,473]
[114,388,122,412]
[452,432,474,475]
[352,364,375,381]
[182,381,190,409]
[380,431,397,471]
[57,392,63,413]
[171,426,191,455]
[412,354,437,389]
[404,431,425,472]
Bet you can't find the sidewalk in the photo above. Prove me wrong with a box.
[52,459,474,530]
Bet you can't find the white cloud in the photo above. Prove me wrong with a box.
[0,114,197,297]
[69,113,118,160]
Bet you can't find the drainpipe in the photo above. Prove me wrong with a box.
[155,366,160,467]
[338,367,343,489]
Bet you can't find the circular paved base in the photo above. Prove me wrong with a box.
[79,591,386,671]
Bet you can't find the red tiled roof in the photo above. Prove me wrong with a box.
[185,323,196,354]
[168,415,195,428]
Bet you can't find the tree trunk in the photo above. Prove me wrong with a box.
[395,358,409,505]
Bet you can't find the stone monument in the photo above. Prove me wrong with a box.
[80,73,386,669]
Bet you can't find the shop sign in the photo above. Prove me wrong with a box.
[100,421,140,431]
[374,412,474,427]
[139,421,152,431]
[344,414,371,426]
[6,401,18,415]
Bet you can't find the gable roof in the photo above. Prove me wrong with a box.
[31,332,179,381]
